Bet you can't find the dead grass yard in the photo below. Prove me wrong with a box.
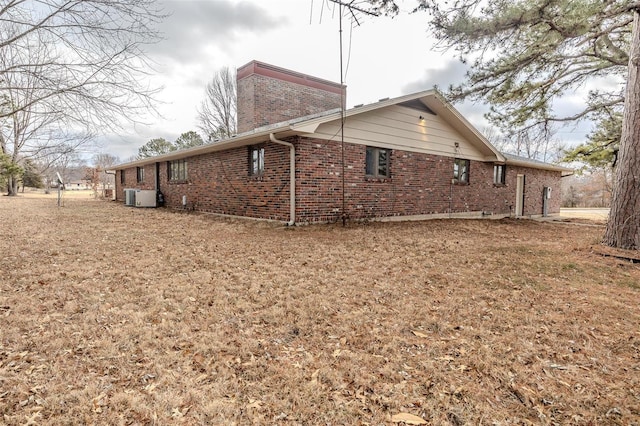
[1,194,639,425]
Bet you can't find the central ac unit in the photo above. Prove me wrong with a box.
[135,190,156,208]
[124,188,136,206]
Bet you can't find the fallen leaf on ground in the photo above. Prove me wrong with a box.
[247,399,263,409]
[391,412,427,424]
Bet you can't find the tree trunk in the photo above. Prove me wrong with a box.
[7,175,18,196]
[604,10,640,249]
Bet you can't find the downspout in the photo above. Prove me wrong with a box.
[154,162,159,192]
[269,133,296,226]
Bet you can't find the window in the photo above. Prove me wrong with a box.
[136,166,145,183]
[168,159,187,181]
[365,147,390,178]
[120,170,125,185]
[249,146,265,176]
[493,164,506,185]
[453,158,470,184]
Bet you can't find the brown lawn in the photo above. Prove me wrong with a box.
[1,194,639,425]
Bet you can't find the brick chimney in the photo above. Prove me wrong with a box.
[236,60,346,133]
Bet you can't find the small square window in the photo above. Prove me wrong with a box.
[136,166,145,183]
[453,158,470,184]
[366,147,390,178]
[249,146,265,176]
[494,164,506,185]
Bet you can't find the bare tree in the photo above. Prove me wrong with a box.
[0,0,164,195]
[481,126,512,155]
[93,153,119,195]
[510,125,562,163]
[483,124,563,163]
[0,37,69,194]
[43,148,83,190]
[197,67,237,141]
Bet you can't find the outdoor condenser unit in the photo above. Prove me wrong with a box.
[124,189,136,206]
[135,190,157,208]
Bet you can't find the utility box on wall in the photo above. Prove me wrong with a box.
[542,187,552,217]
[135,190,157,208]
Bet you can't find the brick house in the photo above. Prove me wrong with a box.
[113,60,571,224]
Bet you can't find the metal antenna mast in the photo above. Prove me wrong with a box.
[326,0,378,226]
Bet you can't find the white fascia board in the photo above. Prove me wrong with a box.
[506,157,574,175]
[291,122,323,133]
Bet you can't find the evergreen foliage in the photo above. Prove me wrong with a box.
[137,138,176,159]
[137,131,205,159]
[174,131,205,150]
[371,0,633,165]
[21,159,44,189]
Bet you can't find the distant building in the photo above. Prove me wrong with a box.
[66,180,92,190]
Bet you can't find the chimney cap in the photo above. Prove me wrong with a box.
[237,60,345,95]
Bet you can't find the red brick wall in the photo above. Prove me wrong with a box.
[237,74,255,134]
[116,137,562,223]
[117,143,294,221]
[237,69,343,133]
[293,138,562,222]
[513,164,562,215]
[115,165,154,200]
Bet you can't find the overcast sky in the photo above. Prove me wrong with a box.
[100,0,595,162]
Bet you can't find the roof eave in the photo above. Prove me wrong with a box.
[291,89,506,163]
[506,157,574,175]
[116,89,516,170]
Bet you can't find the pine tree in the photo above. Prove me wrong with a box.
[369,0,640,249]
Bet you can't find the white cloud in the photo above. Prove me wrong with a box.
[93,0,605,162]
[148,1,283,63]
[402,60,470,93]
